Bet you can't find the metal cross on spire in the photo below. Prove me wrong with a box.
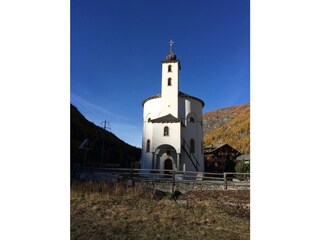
[169,40,174,52]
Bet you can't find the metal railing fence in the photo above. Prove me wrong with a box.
[72,167,250,190]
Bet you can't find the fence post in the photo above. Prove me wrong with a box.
[224,173,227,190]
[172,169,175,193]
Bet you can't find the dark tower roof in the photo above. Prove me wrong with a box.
[165,51,177,61]
[161,40,181,69]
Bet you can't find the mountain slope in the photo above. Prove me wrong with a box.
[71,104,141,168]
[203,103,250,154]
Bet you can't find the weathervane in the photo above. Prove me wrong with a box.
[169,40,174,52]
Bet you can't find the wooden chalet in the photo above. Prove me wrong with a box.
[204,143,242,173]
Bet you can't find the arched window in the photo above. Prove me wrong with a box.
[164,126,169,136]
[168,65,172,72]
[168,78,172,86]
[189,117,195,123]
[146,139,150,152]
[190,139,195,153]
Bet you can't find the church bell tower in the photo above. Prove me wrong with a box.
[160,40,181,118]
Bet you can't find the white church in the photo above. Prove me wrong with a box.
[140,41,205,174]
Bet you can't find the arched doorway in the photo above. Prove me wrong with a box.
[154,144,177,177]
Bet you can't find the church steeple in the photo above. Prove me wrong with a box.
[162,40,181,69]
[165,40,177,61]
[160,40,180,117]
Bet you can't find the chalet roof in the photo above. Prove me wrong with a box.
[203,143,241,155]
[210,144,226,149]
[236,154,250,161]
[203,143,227,153]
[150,114,181,123]
[142,91,205,107]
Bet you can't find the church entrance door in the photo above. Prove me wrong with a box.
[164,159,173,177]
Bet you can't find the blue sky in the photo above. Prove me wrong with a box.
[71,0,250,147]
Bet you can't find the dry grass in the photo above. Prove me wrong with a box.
[71,181,250,240]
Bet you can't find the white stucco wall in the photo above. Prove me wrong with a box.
[161,62,179,117]
[152,122,181,153]
[141,95,204,172]
[180,97,204,172]
[141,98,161,169]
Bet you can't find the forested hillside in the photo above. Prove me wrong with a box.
[203,103,250,154]
[71,104,141,168]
